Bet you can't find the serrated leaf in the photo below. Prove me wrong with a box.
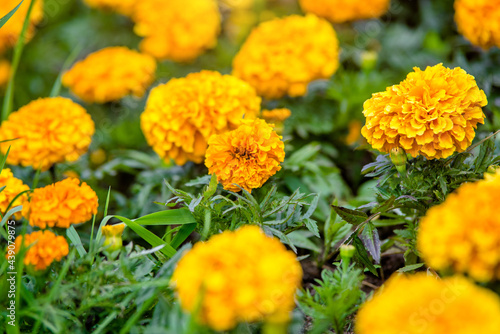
[303,218,320,238]
[359,223,381,264]
[203,174,218,200]
[397,263,425,273]
[353,236,378,276]
[331,205,368,225]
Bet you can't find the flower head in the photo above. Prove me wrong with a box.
[455,0,500,50]
[261,109,292,123]
[132,0,220,62]
[361,64,486,159]
[13,231,69,271]
[63,47,156,104]
[232,14,339,99]
[355,273,500,334]
[0,0,44,54]
[141,70,261,165]
[0,168,29,220]
[0,59,11,87]
[83,0,137,16]
[23,178,98,229]
[299,0,390,23]
[418,172,500,282]
[171,225,302,331]
[205,119,285,192]
[0,97,95,171]
[102,224,125,252]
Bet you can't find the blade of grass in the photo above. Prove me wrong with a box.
[134,208,196,225]
[0,1,23,29]
[50,42,84,97]
[66,225,87,257]
[0,146,11,171]
[170,223,196,249]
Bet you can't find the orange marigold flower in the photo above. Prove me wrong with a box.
[0,168,29,220]
[205,118,285,192]
[141,70,261,165]
[299,0,390,23]
[83,0,137,16]
[454,0,500,50]
[0,97,95,171]
[418,171,500,282]
[0,0,44,54]
[12,231,69,271]
[132,0,220,62]
[261,108,292,123]
[361,64,486,159]
[171,225,303,331]
[232,14,339,100]
[22,178,98,229]
[355,273,500,334]
[0,59,11,87]
[63,47,156,104]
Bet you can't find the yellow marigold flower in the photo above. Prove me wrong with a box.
[0,168,29,220]
[418,172,500,282]
[299,0,390,23]
[0,0,44,54]
[13,231,69,271]
[62,47,156,104]
[132,0,220,62]
[361,64,486,159]
[205,119,285,192]
[0,97,95,171]
[22,178,98,229]
[232,14,340,100]
[171,225,302,331]
[102,223,125,252]
[141,70,261,165]
[83,0,137,16]
[0,59,11,87]
[355,273,500,334]
[454,0,500,50]
[261,108,292,123]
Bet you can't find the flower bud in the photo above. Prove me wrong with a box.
[102,224,125,252]
[487,165,500,175]
[340,245,356,262]
[390,147,407,176]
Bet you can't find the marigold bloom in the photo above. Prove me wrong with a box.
[355,273,500,334]
[171,225,302,331]
[0,168,29,220]
[232,14,339,99]
[418,172,500,282]
[299,0,390,23]
[22,178,98,229]
[361,64,486,159]
[454,0,500,50]
[13,231,69,271]
[102,223,125,252]
[132,0,220,62]
[63,47,156,104]
[0,97,95,171]
[205,119,285,192]
[0,0,44,54]
[0,59,11,87]
[141,71,261,165]
[261,109,292,123]
[83,0,137,16]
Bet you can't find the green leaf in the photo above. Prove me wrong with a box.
[331,205,368,225]
[359,222,381,264]
[170,223,196,249]
[0,146,11,171]
[203,174,218,200]
[287,231,321,252]
[66,225,87,257]
[353,236,378,276]
[397,263,425,273]
[0,1,23,29]
[50,43,84,97]
[134,208,196,226]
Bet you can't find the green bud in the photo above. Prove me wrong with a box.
[340,245,356,262]
[390,147,407,176]
[487,165,500,175]
[361,50,378,71]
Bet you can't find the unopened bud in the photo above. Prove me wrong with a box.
[361,50,378,71]
[390,147,407,176]
[102,224,125,252]
[487,165,500,175]
[340,245,356,262]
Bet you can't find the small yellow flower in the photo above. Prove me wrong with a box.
[12,231,69,271]
[232,14,340,99]
[83,0,137,16]
[418,171,500,282]
[261,109,292,123]
[0,59,11,87]
[0,168,29,220]
[23,178,99,229]
[300,0,390,23]
[0,97,95,171]
[205,118,285,192]
[102,224,125,252]
[132,0,221,62]
[171,225,302,331]
[0,0,44,54]
[355,273,500,334]
[454,0,500,50]
[63,47,157,104]
[361,64,486,159]
[141,70,261,165]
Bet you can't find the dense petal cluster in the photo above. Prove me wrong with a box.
[0,168,29,220]
[0,59,11,87]
[418,172,500,281]
[232,14,339,99]
[361,64,486,159]
[63,47,156,103]
[132,0,220,62]
[141,71,261,165]
[355,273,500,334]
[299,0,390,23]
[171,226,302,331]
[261,108,292,123]
[454,0,500,50]
[23,178,98,229]
[83,0,137,16]
[0,97,95,170]
[205,119,285,192]
[14,231,69,271]
[0,0,44,54]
